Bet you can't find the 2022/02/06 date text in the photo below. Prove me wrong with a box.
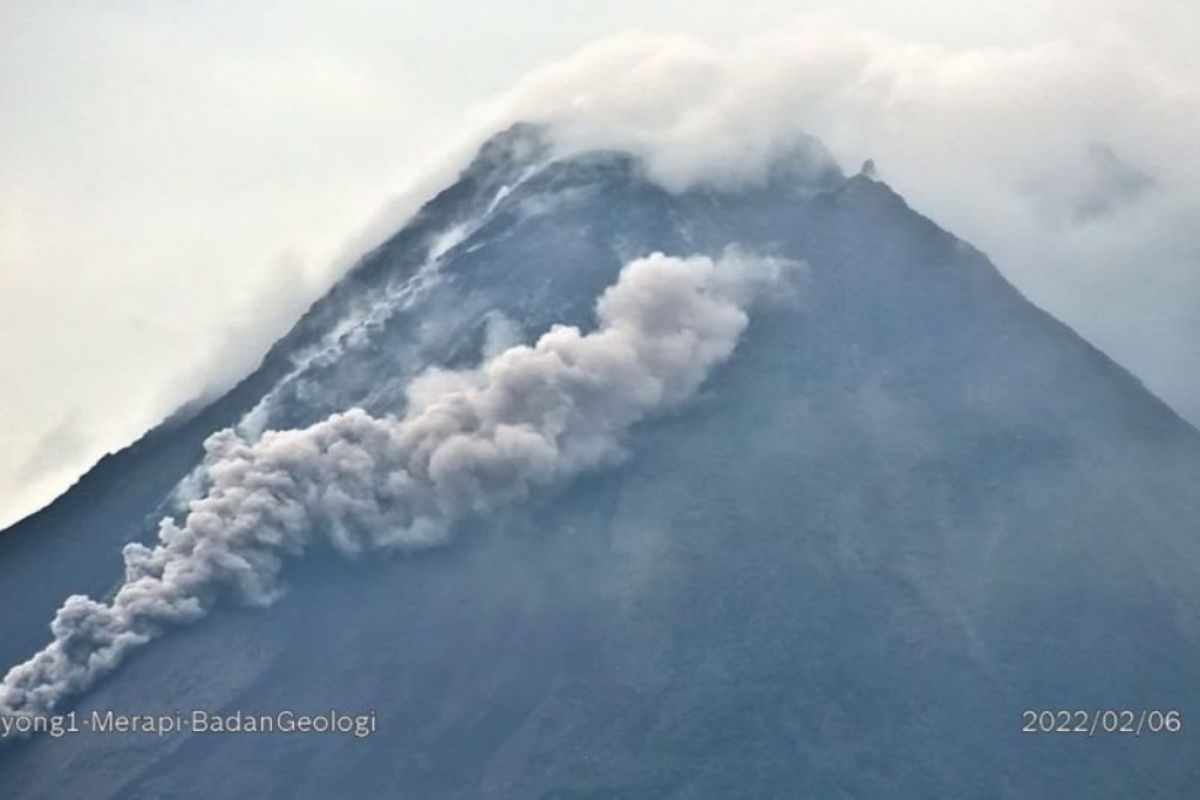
[1022,709,1182,737]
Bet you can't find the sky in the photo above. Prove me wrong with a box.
[1,0,1197,528]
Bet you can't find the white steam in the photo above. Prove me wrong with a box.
[0,250,784,718]
[450,21,1200,422]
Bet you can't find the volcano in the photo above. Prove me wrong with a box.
[1,124,1198,798]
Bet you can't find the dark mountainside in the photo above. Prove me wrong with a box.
[2,124,1200,798]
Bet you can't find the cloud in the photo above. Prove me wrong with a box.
[319,18,1199,423]
[17,415,90,483]
[444,20,1200,422]
[0,250,786,720]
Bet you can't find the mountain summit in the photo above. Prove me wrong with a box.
[2,124,1199,798]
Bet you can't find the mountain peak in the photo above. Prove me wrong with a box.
[466,121,554,177]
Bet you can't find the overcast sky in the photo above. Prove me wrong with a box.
[2,0,1197,528]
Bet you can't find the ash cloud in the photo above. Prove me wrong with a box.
[0,250,785,718]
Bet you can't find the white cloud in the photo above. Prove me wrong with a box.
[467,20,1200,421]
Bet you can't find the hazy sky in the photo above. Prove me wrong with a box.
[2,0,1197,528]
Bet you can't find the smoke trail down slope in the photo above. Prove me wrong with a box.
[0,250,784,718]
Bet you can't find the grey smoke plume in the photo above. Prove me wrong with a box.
[0,250,784,718]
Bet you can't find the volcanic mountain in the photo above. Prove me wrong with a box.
[1,124,1198,798]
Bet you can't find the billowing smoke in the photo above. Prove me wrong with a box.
[0,250,785,719]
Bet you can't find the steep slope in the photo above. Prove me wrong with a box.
[2,124,1199,798]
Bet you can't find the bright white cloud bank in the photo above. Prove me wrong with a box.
[473,23,1199,425]
[0,251,784,718]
